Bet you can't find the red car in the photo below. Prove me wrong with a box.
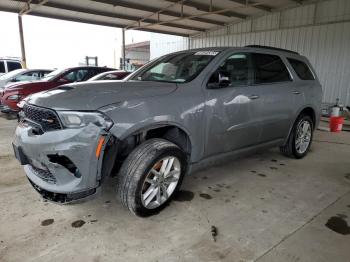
[0,66,114,113]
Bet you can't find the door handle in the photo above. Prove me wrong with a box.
[249,95,260,100]
[293,91,301,95]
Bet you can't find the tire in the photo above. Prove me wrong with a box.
[280,114,314,159]
[117,138,188,217]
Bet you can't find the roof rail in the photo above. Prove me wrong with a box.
[245,45,299,55]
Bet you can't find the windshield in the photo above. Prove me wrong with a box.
[0,69,26,80]
[132,51,219,83]
[41,68,66,81]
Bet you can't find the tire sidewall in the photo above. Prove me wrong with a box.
[132,146,188,216]
[291,115,314,159]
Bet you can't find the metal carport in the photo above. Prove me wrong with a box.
[0,0,305,68]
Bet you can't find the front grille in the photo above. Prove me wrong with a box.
[29,165,57,184]
[23,104,61,132]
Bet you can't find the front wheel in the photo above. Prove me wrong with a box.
[280,114,314,159]
[117,138,188,217]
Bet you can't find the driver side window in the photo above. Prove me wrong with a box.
[63,69,89,82]
[208,53,250,87]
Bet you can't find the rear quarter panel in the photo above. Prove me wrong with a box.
[284,54,322,135]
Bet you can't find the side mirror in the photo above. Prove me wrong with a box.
[207,71,231,89]
[58,78,70,84]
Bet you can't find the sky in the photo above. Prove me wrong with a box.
[0,11,150,69]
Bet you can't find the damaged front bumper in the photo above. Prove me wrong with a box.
[13,121,112,203]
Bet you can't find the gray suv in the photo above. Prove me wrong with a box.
[13,46,322,216]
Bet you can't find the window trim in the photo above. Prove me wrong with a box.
[287,57,315,81]
[251,52,293,86]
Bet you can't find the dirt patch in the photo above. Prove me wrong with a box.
[199,193,212,200]
[173,190,194,202]
[72,220,86,228]
[270,167,278,170]
[325,215,350,235]
[258,173,267,177]
[41,219,54,226]
[345,173,350,180]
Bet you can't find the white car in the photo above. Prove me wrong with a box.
[0,69,53,90]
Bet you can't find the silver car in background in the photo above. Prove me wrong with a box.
[13,46,322,217]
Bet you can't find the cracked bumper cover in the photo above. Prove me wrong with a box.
[13,122,111,202]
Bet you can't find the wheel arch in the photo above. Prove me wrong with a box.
[284,106,317,145]
[105,123,193,177]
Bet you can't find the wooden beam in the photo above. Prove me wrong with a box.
[13,0,206,32]
[227,0,272,12]
[165,0,247,19]
[92,0,226,26]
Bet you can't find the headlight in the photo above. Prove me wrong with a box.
[7,94,21,101]
[57,111,113,130]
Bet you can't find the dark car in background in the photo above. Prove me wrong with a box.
[0,66,114,113]
[88,70,130,81]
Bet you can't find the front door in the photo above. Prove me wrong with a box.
[204,53,263,157]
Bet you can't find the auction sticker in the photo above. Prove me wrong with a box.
[194,51,219,56]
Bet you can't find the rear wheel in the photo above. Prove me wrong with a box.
[280,114,313,159]
[117,138,187,216]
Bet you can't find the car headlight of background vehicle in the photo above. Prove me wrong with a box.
[57,111,113,130]
[7,94,22,101]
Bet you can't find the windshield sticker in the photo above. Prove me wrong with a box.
[194,51,219,56]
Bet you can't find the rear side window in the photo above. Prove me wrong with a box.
[0,61,5,73]
[252,53,291,84]
[288,58,315,80]
[7,61,22,72]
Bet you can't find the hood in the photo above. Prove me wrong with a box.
[26,80,178,111]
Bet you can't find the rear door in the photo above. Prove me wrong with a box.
[204,52,263,156]
[251,53,295,142]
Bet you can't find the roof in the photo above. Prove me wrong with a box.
[163,46,302,56]
[0,0,308,37]
[0,57,21,61]
[125,41,150,50]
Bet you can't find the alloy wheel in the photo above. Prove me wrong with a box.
[141,156,181,209]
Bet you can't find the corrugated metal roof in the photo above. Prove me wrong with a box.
[0,0,306,36]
